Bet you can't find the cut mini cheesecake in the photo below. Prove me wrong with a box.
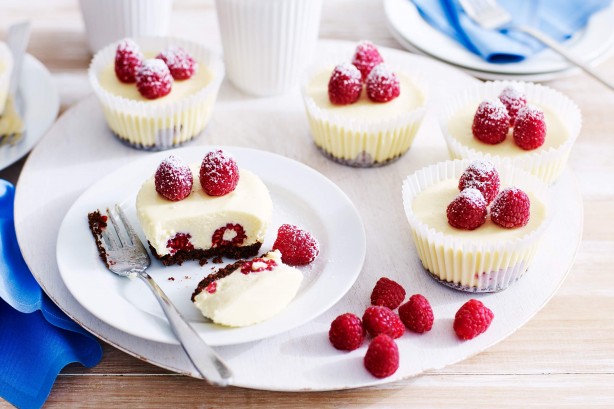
[136,151,273,265]
[191,250,303,327]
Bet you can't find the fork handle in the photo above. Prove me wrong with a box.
[517,25,614,91]
[137,272,233,386]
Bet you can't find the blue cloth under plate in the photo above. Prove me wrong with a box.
[0,180,102,409]
[411,0,612,63]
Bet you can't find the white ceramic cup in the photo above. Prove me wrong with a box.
[79,0,173,53]
[215,0,323,96]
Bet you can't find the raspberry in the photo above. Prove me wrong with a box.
[136,59,172,99]
[458,159,500,204]
[199,150,240,196]
[114,39,143,83]
[398,294,434,334]
[498,86,527,126]
[490,187,531,228]
[154,155,193,201]
[362,306,405,339]
[366,64,400,103]
[513,105,547,150]
[446,188,488,230]
[352,40,384,81]
[472,99,510,144]
[241,257,276,274]
[370,277,406,310]
[211,223,246,247]
[329,313,365,351]
[156,46,197,80]
[272,224,319,266]
[453,299,494,340]
[364,334,399,378]
[166,233,194,255]
[328,63,362,105]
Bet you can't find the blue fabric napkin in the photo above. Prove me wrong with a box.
[411,0,612,63]
[0,180,102,409]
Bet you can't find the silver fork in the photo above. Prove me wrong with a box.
[95,205,233,386]
[459,0,614,90]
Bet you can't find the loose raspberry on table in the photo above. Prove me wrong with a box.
[364,334,399,378]
[398,294,434,334]
[472,99,510,144]
[328,63,362,105]
[446,188,488,230]
[329,313,365,351]
[136,59,172,99]
[115,39,143,83]
[366,64,400,103]
[370,277,406,310]
[199,150,240,196]
[362,306,405,339]
[498,86,527,126]
[458,159,500,204]
[513,105,547,150]
[154,155,193,201]
[272,224,319,266]
[453,299,494,340]
[211,223,246,247]
[352,40,384,81]
[156,46,197,80]
[490,187,531,228]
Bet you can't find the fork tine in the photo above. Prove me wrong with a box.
[115,204,139,247]
[105,207,127,248]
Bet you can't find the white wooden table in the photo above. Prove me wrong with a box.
[1,0,614,407]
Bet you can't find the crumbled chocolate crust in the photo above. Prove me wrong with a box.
[148,241,263,266]
[87,210,110,268]
[191,259,246,302]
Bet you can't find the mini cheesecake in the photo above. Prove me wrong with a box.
[191,250,303,327]
[136,165,273,265]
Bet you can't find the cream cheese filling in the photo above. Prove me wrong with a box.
[136,166,272,256]
[193,250,303,327]
[447,102,569,157]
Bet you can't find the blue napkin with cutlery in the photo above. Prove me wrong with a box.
[411,0,612,63]
[0,180,102,409]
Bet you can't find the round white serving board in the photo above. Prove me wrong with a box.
[14,40,582,391]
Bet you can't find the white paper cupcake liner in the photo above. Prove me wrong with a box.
[0,42,13,115]
[439,81,581,184]
[79,0,173,53]
[215,0,322,96]
[89,36,224,150]
[402,159,552,292]
[302,50,427,167]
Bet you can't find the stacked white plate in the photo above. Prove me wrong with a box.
[384,0,614,81]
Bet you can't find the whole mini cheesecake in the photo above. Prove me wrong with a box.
[439,81,581,184]
[89,37,224,150]
[136,150,273,265]
[302,41,427,167]
[402,159,551,292]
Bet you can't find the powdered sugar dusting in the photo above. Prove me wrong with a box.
[459,187,486,206]
[117,39,141,55]
[366,63,401,103]
[328,63,362,105]
[138,59,170,77]
[199,150,240,196]
[157,45,198,80]
[352,40,384,80]
[155,155,193,201]
[516,104,544,122]
[477,99,508,121]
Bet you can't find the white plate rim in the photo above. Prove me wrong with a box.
[384,0,614,75]
[56,145,367,346]
[0,54,59,171]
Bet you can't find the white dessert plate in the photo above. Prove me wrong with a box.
[0,54,59,171]
[56,146,366,346]
[384,0,614,77]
